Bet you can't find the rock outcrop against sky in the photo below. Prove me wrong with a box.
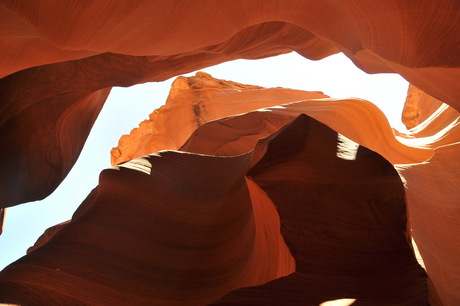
[1,1,460,305]
[111,71,329,165]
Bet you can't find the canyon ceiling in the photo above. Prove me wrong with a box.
[0,1,459,305]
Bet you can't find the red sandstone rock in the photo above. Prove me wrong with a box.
[111,72,329,165]
[178,85,460,304]
[111,72,433,165]
[26,221,70,255]
[0,115,427,305]
[2,70,460,304]
[0,58,112,207]
[1,1,460,305]
[214,118,427,305]
[396,145,460,305]
[402,84,446,130]
[1,1,458,107]
[1,0,459,207]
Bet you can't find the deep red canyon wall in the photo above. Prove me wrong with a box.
[0,114,428,305]
[110,73,460,304]
[1,1,460,305]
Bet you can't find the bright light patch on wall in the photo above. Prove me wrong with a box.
[320,298,356,306]
[336,134,359,160]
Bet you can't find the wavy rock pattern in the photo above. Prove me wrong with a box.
[138,75,460,304]
[1,0,459,208]
[111,72,328,165]
[215,114,427,305]
[0,115,427,305]
[401,84,445,130]
[396,144,460,305]
[1,1,460,305]
[117,73,434,165]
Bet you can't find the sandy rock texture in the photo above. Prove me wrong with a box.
[0,114,427,305]
[1,0,458,208]
[1,1,459,305]
[111,71,329,165]
[112,74,460,305]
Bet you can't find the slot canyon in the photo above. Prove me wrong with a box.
[0,1,459,305]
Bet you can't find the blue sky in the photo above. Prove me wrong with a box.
[0,52,409,270]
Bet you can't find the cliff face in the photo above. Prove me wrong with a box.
[1,1,460,305]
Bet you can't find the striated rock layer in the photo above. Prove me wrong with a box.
[1,1,460,305]
[1,0,459,208]
[0,115,427,305]
[111,71,329,165]
[2,71,460,304]
[114,73,433,166]
[1,0,458,107]
[114,73,460,305]
[401,84,445,130]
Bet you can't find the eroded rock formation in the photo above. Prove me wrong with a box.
[0,114,427,305]
[1,0,459,208]
[111,71,329,165]
[1,1,460,305]
[112,73,460,305]
[402,84,445,130]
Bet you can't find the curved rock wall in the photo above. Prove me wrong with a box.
[402,84,446,130]
[1,1,460,305]
[0,114,427,305]
[1,0,459,208]
[111,72,329,165]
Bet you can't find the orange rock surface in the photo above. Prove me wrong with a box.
[1,1,460,305]
[116,73,434,165]
[2,70,460,304]
[1,0,459,208]
[0,115,427,305]
[112,74,460,304]
[1,1,458,107]
[111,72,329,165]
[402,84,446,130]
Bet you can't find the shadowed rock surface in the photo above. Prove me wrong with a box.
[0,116,427,305]
[1,1,460,305]
[1,0,459,208]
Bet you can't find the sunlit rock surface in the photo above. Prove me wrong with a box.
[110,72,328,165]
[0,209,4,235]
[1,0,459,208]
[2,71,459,304]
[0,115,427,305]
[113,74,460,305]
[1,1,460,305]
[402,84,446,130]
[116,73,435,166]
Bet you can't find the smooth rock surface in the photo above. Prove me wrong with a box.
[0,115,427,305]
[1,1,460,305]
[111,72,328,165]
[402,84,445,130]
[1,0,459,207]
